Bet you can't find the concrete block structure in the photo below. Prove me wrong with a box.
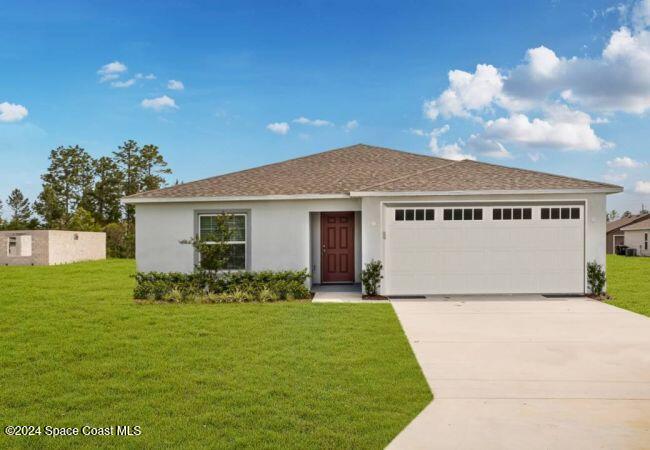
[0,230,106,266]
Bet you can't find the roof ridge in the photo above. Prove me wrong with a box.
[459,159,620,190]
[357,160,460,191]
[125,143,445,198]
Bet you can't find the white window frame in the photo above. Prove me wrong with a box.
[198,213,247,271]
[7,237,17,257]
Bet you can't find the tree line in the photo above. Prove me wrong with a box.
[0,140,171,257]
[607,208,649,222]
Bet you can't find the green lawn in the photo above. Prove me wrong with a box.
[607,254,650,317]
[0,260,431,449]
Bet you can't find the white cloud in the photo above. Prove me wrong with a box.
[292,116,332,127]
[632,0,650,31]
[424,64,503,120]
[482,106,612,151]
[98,61,127,82]
[421,11,650,157]
[505,27,650,114]
[141,95,178,111]
[635,180,650,193]
[528,152,542,162]
[344,120,359,131]
[0,102,28,122]
[466,135,513,159]
[604,172,628,183]
[167,79,185,90]
[135,73,156,80]
[428,125,476,161]
[409,128,427,136]
[607,156,646,168]
[111,78,136,88]
[266,122,290,135]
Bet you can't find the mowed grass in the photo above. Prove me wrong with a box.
[607,254,650,317]
[0,260,431,449]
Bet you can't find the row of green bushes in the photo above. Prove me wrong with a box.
[134,270,311,303]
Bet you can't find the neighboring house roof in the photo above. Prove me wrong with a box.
[621,217,650,231]
[607,214,650,233]
[124,144,622,201]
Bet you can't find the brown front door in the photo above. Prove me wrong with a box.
[321,212,355,283]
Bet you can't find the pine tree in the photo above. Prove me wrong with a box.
[34,185,66,229]
[6,188,33,228]
[91,156,124,224]
[140,144,172,191]
[114,140,171,223]
[39,146,94,222]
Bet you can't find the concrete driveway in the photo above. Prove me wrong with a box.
[388,296,650,450]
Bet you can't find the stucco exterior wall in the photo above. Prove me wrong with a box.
[0,230,50,266]
[623,230,650,256]
[360,192,608,294]
[48,231,106,265]
[134,192,608,293]
[0,230,105,266]
[135,199,362,275]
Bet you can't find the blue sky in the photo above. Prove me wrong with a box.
[1,0,650,215]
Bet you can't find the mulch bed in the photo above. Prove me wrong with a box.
[362,294,389,300]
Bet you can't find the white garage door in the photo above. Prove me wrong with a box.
[384,204,585,295]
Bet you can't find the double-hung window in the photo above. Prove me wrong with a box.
[199,213,247,270]
[645,233,648,251]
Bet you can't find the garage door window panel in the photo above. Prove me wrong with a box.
[571,208,580,219]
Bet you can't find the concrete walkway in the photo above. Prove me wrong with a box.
[388,296,650,450]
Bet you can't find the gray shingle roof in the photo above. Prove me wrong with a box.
[607,214,650,233]
[125,144,621,200]
[620,217,650,231]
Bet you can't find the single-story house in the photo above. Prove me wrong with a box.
[0,230,106,266]
[621,218,650,257]
[606,213,649,254]
[123,144,622,295]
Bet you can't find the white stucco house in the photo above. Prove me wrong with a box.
[123,144,622,295]
[621,218,650,256]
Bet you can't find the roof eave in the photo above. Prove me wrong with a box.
[121,193,352,204]
[349,187,623,197]
[621,226,650,231]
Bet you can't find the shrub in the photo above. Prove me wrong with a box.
[361,260,383,296]
[587,260,606,296]
[180,214,234,271]
[133,269,311,303]
[104,222,135,258]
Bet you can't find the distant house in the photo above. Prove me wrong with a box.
[123,144,622,296]
[621,218,650,257]
[0,230,106,266]
[606,214,650,254]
